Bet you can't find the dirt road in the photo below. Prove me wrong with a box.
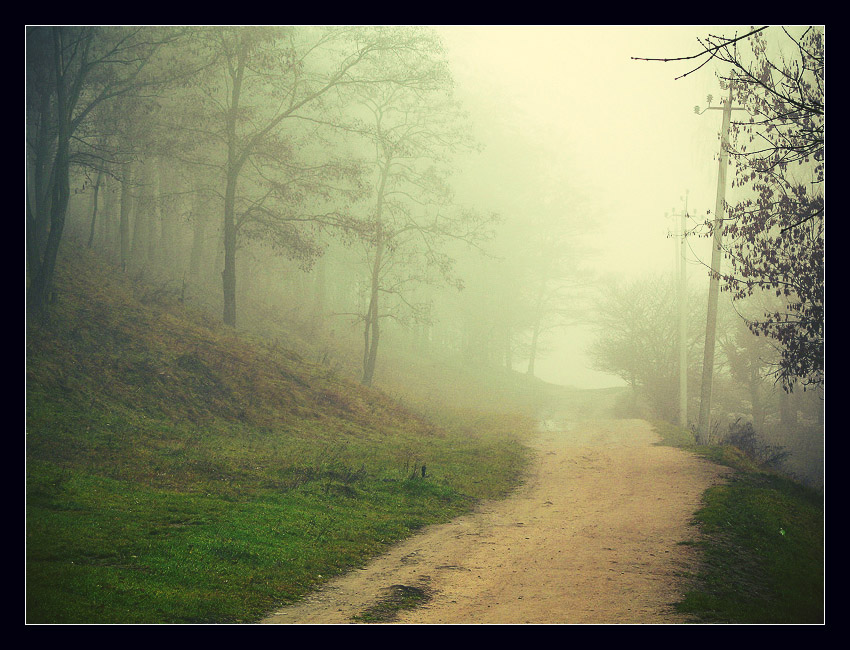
[261,417,729,624]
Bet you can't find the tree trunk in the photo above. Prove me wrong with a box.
[222,169,238,327]
[158,157,180,279]
[99,172,118,260]
[27,97,55,275]
[26,62,57,296]
[189,183,208,282]
[146,157,162,273]
[221,37,247,328]
[28,147,69,317]
[527,323,540,376]
[119,162,134,271]
[310,253,327,334]
[526,278,547,377]
[130,157,155,273]
[87,169,103,248]
[362,241,383,386]
[27,29,72,319]
[362,159,391,387]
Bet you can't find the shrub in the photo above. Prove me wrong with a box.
[725,418,789,468]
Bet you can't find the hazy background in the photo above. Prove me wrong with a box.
[434,25,745,388]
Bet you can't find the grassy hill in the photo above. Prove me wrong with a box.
[25,245,539,623]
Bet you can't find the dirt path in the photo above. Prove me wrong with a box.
[261,417,729,624]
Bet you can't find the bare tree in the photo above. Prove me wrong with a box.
[183,26,433,328]
[348,31,493,386]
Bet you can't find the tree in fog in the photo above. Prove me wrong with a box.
[443,249,529,369]
[638,26,824,391]
[588,275,704,421]
[181,26,453,328]
[185,27,336,326]
[518,210,592,378]
[26,26,179,318]
[721,27,824,392]
[102,91,170,272]
[716,303,775,431]
[715,291,821,440]
[451,183,595,377]
[349,30,493,386]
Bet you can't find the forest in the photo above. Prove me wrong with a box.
[26,25,824,623]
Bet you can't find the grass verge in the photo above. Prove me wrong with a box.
[26,245,534,623]
[27,375,532,625]
[652,421,824,623]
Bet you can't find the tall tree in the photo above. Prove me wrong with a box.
[26,26,178,318]
[349,31,492,386]
[722,27,824,392]
[186,26,418,328]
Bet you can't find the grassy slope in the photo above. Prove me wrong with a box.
[653,422,825,623]
[26,246,535,623]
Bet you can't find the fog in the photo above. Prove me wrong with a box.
[38,25,822,485]
[436,26,734,387]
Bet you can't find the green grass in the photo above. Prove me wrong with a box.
[26,457,477,623]
[26,245,534,623]
[26,393,530,624]
[652,421,824,623]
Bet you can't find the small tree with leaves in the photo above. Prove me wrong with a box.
[588,275,705,422]
[636,26,824,392]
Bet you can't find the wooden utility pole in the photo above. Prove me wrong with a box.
[696,82,743,441]
[670,191,689,429]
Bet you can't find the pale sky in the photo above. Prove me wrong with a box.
[435,25,747,387]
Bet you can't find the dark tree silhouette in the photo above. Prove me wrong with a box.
[26,27,179,319]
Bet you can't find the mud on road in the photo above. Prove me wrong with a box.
[261,417,729,625]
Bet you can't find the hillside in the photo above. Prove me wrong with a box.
[25,244,540,623]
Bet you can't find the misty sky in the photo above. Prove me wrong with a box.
[432,25,748,387]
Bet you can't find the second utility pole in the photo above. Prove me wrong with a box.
[671,191,689,430]
[696,82,737,442]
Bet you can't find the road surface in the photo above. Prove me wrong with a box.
[261,416,729,624]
